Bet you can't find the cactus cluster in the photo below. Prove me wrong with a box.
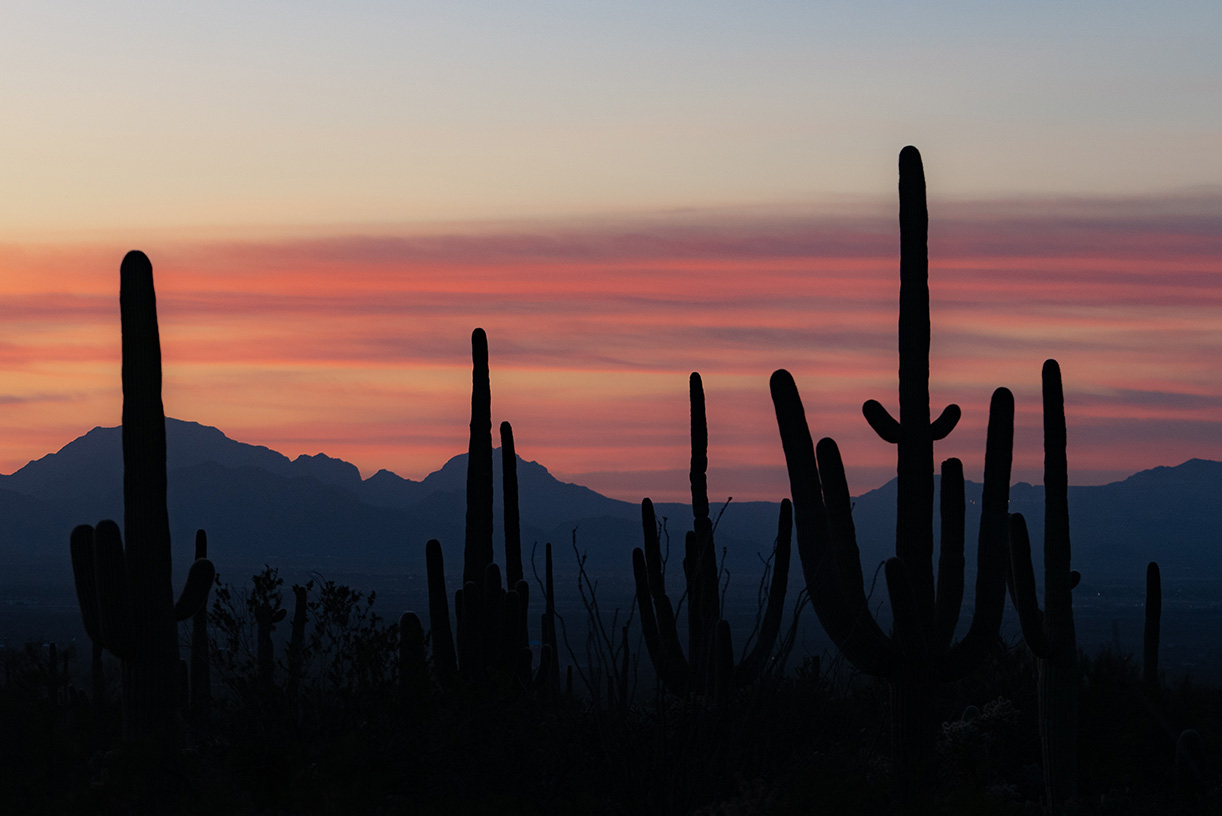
[770,147,1015,794]
[633,372,792,699]
[417,329,543,693]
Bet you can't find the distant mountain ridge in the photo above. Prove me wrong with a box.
[0,419,1219,585]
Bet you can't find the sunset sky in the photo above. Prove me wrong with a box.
[1,3,1219,502]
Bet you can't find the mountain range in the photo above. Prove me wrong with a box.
[1,419,1219,589]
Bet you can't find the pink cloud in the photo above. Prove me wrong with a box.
[0,193,1218,500]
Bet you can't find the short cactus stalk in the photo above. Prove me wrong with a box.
[398,611,429,706]
[634,372,791,697]
[538,541,560,693]
[501,421,523,588]
[189,529,212,724]
[770,147,1013,799]
[1143,561,1161,698]
[68,251,215,748]
[1007,359,1079,810]
[286,584,308,695]
[255,598,287,686]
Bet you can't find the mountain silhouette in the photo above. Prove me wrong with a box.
[0,419,1219,587]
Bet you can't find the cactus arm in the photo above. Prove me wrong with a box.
[640,500,688,685]
[632,548,688,695]
[689,373,711,540]
[734,498,792,686]
[772,369,890,676]
[941,387,1014,681]
[1007,513,1051,658]
[932,458,965,656]
[1144,561,1161,696]
[424,539,457,683]
[70,525,101,644]
[930,404,961,441]
[464,328,494,588]
[93,520,138,660]
[174,558,216,621]
[500,421,523,588]
[862,400,902,443]
[815,437,894,675]
[641,499,666,591]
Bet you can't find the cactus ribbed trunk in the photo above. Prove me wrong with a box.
[119,251,179,744]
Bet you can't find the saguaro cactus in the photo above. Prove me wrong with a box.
[69,250,215,745]
[634,372,791,696]
[189,529,212,723]
[1007,359,1079,809]
[422,329,532,689]
[770,148,1013,793]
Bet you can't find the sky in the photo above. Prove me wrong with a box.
[0,3,1219,503]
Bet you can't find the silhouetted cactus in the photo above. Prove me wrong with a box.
[464,327,495,588]
[1144,561,1161,698]
[421,329,532,690]
[255,596,287,686]
[189,529,212,724]
[398,611,428,705]
[538,541,560,693]
[68,251,215,746]
[634,372,792,697]
[1007,359,1078,809]
[770,147,1013,795]
[501,420,524,588]
[286,584,308,694]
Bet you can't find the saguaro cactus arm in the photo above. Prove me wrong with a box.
[1008,513,1051,658]
[500,421,523,588]
[425,538,457,683]
[734,498,792,685]
[941,387,1014,681]
[771,369,891,677]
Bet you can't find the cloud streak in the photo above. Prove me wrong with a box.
[0,193,1219,502]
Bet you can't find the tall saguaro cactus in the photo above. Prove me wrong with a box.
[69,250,215,746]
[770,147,1013,794]
[862,145,963,624]
[634,372,791,696]
[1008,359,1079,809]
